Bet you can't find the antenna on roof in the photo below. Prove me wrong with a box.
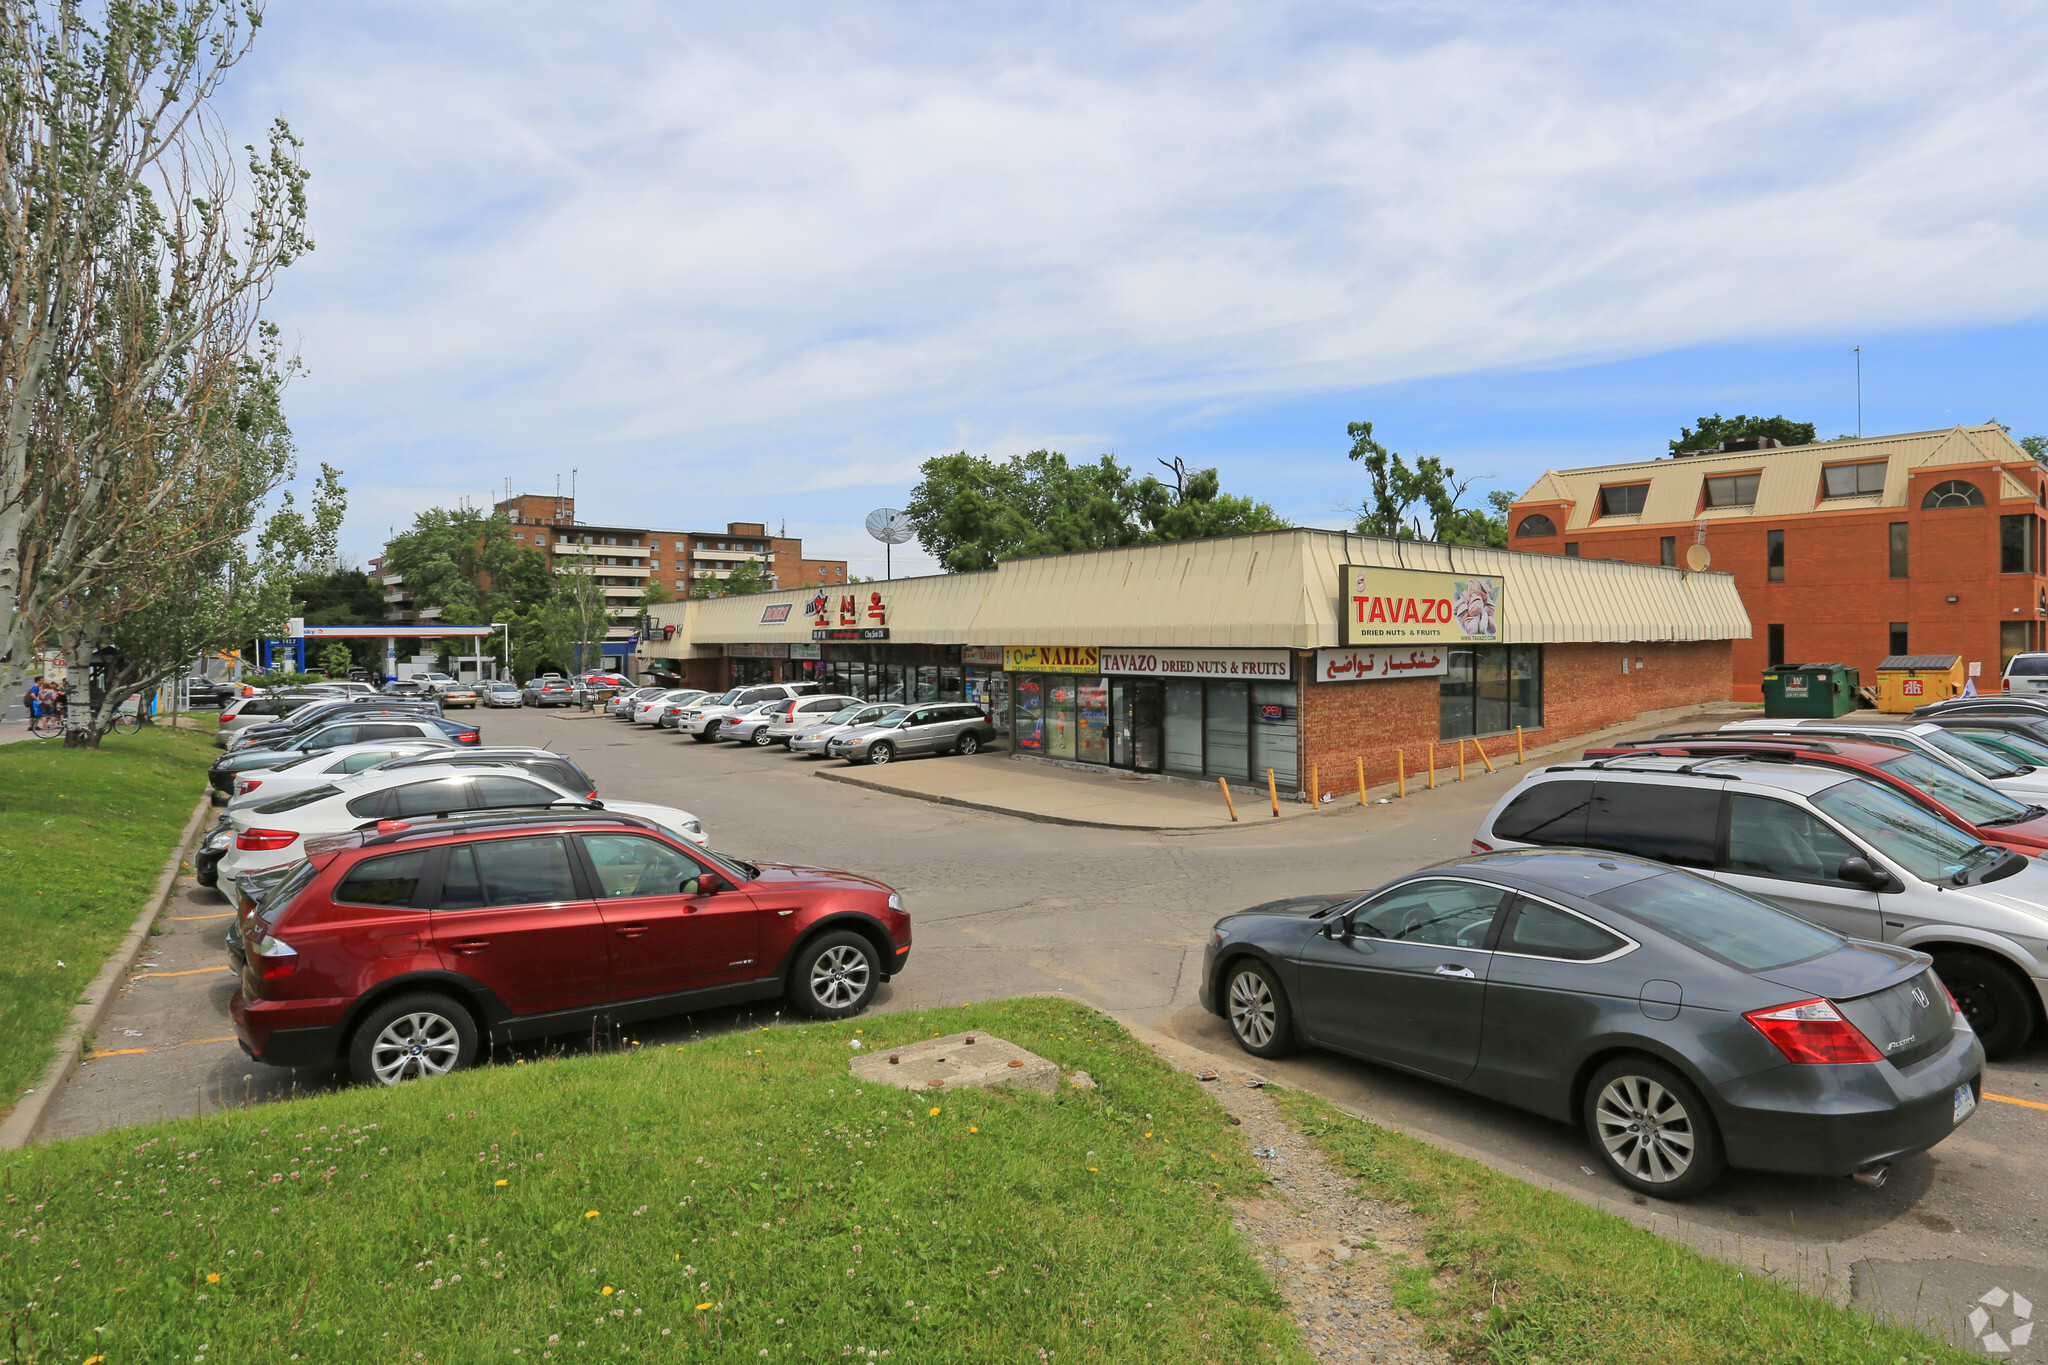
[1853,345,1863,438]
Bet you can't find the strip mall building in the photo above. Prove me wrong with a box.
[640,529,1749,800]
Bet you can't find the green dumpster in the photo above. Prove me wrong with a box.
[1760,662,1860,718]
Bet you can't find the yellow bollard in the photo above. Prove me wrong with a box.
[1310,763,1319,808]
[1356,755,1366,806]
[1427,741,1436,789]
[1472,737,1496,773]
[1219,776,1238,822]
[1397,750,1406,798]
[1458,739,1467,782]
[1267,768,1280,817]
[1516,725,1525,764]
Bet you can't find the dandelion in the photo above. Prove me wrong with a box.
[496,1179,508,1187]
[928,1106,940,1116]
[969,1127,978,1134]
[207,1272,220,1283]
[586,1210,600,1218]
[696,1302,714,1311]
[602,1286,614,1296]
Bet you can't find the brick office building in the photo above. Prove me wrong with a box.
[1509,424,2048,701]
[642,528,1748,799]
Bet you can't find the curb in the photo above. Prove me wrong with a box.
[814,767,1318,834]
[0,790,214,1151]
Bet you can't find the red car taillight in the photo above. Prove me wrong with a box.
[236,827,299,852]
[457,732,480,744]
[252,935,298,980]
[1471,839,1493,852]
[237,777,262,795]
[1744,998,1883,1064]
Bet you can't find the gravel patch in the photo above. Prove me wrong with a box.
[1200,1064,1452,1365]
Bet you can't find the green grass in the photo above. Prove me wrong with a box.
[0,726,211,1109]
[0,998,1311,1363]
[1270,1087,1968,1365]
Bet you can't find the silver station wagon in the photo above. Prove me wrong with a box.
[825,703,998,765]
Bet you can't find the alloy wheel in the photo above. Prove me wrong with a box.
[810,944,871,1010]
[869,743,893,765]
[1228,970,1276,1048]
[368,1011,463,1086]
[958,734,980,755]
[754,729,774,746]
[1594,1074,1696,1183]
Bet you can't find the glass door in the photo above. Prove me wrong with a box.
[1130,680,1163,771]
[1076,677,1111,763]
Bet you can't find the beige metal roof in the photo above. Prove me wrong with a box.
[1515,424,2036,531]
[642,528,1749,655]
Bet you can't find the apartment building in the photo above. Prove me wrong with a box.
[1508,423,2048,700]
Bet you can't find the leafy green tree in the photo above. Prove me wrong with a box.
[318,643,353,676]
[380,509,552,627]
[904,450,1282,572]
[639,578,675,606]
[1669,414,1816,454]
[689,559,771,598]
[1346,420,1500,543]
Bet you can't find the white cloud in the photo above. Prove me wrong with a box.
[227,1,2048,557]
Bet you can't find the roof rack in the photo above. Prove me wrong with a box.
[1609,735,1842,755]
[360,805,660,847]
[1551,754,1745,780]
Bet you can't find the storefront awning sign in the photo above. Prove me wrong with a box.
[760,602,793,624]
[814,627,890,641]
[1341,564,1503,647]
[1100,648,1292,679]
[1315,647,1448,682]
[1003,646,1099,673]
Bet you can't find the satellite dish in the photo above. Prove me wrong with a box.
[866,508,912,580]
[1684,543,1712,572]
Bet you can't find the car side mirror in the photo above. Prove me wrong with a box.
[1836,856,1887,890]
[694,872,724,896]
[1322,915,1354,943]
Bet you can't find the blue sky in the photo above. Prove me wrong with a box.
[222,2,2048,577]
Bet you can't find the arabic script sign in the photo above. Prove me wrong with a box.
[1314,647,1449,682]
[1341,564,1503,647]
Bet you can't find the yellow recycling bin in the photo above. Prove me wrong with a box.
[1873,654,1965,713]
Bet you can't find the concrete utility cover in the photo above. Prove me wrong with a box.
[850,1032,1059,1096]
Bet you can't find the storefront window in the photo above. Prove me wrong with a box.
[1044,675,1079,760]
[1250,681,1297,790]
[940,666,964,702]
[1013,675,1045,752]
[1111,679,1163,772]
[914,666,940,703]
[1205,681,1250,778]
[1076,678,1111,763]
[1164,681,1204,774]
[880,664,906,703]
[1442,645,1542,738]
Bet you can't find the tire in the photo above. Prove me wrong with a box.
[956,732,981,756]
[690,727,715,743]
[789,931,882,1020]
[702,721,722,742]
[347,993,478,1087]
[1933,950,2038,1059]
[867,741,895,765]
[753,728,774,747]
[1582,1056,1726,1199]
[1223,959,1296,1059]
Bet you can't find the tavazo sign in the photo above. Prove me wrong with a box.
[1099,648,1292,679]
[1341,564,1504,647]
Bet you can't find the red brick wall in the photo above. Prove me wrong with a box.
[1511,461,2048,700]
[1298,640,1734,798]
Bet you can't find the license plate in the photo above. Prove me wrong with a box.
[1954,1082,1978,1125]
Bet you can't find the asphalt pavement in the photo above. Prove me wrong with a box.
[37,701,2048,1358]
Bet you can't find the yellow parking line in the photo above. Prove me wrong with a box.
[170,912,235,921]
[130,965,230,980]
[1985,1091,2048,1113]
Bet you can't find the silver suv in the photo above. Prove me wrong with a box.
[1474,754,2048,1058]
[673,682,821,741]
[826,703,997,765]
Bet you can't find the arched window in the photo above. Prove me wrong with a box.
[1922,480,1985,509]
[1516,514,1558,538]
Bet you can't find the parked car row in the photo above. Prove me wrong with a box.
[599,681,1000,766]
[1203,697,2048,1199]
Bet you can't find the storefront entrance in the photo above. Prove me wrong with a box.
[1013,672,1295,788]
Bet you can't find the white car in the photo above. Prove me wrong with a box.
[408,672,457,695]
[2005,653,2048,699]
[480,680,524,708]
[219,765,708,895]
[635,688,705,725]
[611,687,666,718]
[226,740,456,806]
[786,702,898,757]
[672,683,820,741]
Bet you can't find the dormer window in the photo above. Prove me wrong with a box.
[1703,473,1760,508]
[1821,460,1887,498]
[1599,484,1648,516]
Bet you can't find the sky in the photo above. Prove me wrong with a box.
[220,1,2048,579]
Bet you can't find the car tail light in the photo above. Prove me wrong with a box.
[236,827,299,852]
[251,935,298,980]
[1471,839,1493,852]
[457,732,480,744]
[235,776,260,795]
[1939,979,1969,1026]
[1744,998,1883,1064]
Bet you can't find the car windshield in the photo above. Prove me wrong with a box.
[1956,728,2048,766]
[2008,656,2048,677]
[1590,871,1841,972]
[1920,727,2025,778]
[1811,778,2004,884]
[824,705,869,723]
[698,847,758,883]
[1874,753,2034,825]
[873,708,913,727]
[708,689,742,705]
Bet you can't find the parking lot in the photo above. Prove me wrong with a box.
[43,701,2048,1355]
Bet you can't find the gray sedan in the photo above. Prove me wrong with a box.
[1201,848,1983,1198]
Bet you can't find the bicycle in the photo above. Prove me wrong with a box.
[26,699,65,738]
[109,702,143,735]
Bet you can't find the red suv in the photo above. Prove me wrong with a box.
[1581,734,2048,854]
[230,809,911,1086]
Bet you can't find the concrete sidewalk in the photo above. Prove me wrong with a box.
[817,752,1313,831]
[816,699,1757,832]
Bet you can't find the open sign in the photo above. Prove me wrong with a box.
[1257,703,1286,722]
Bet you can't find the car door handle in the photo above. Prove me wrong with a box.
[613,924,649,938]
[1434,964,1476,978]
[450,939,490,955]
